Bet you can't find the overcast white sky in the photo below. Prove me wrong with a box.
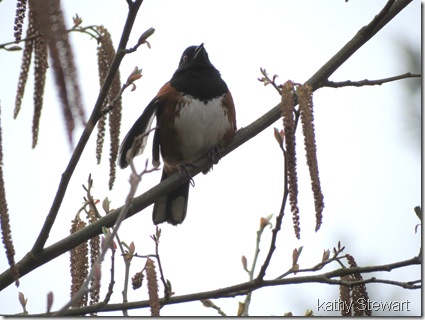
[0,0,421,316]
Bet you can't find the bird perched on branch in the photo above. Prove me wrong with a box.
[119,43,236,225]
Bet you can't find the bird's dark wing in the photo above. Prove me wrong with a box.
[118,97,158,168]
[152,127,161,168]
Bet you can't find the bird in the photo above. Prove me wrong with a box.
[118,43,236,225]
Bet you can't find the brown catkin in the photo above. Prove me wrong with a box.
[96,26,122,190]
[281,81,300,239]
[145,258,160,316]
[14,0,28,42]
[70,216,88,308]
[298,84,324,232]
[0,104,20,286]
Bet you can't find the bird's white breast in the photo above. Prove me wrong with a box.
[174,95,231,162]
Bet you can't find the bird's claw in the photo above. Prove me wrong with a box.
[179,163,196,187]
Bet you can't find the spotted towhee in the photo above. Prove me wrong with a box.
[119,43,236,225]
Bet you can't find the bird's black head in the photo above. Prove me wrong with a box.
[176,43,213,71]
[171,43,228,100]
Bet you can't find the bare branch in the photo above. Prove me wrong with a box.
[338,277,421,290]
[323,72,421,88]
[24,255,420,316]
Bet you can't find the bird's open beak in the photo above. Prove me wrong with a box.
[193,43,205,59]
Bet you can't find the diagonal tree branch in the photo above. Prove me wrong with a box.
[0,0,414,291]
[31,0,145,254]
[307,0,408,90]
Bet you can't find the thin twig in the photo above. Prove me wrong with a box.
[323,72,421,88]
[100,83,131,116]
[151,227,171,300]
[276,245,346,279]
[200,299,227,316]
[114,233,130,316]
[121,259,130,316]
[133,253,158,259]
[256,111,301,282]
[125,27,155,53]
[103,245,116,304]
[338,277,421,290]
[241,221,268,315]
[84,175,102,219]
[0,25,101,50]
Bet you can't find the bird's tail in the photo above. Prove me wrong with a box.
[152,170,190,225]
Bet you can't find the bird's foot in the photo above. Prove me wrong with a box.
[202,145,221,174]
[179,163,196,186]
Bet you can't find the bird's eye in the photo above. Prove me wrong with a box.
[182,55,189,62]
